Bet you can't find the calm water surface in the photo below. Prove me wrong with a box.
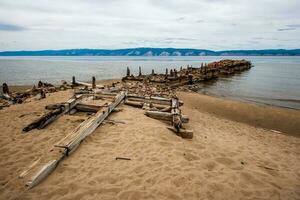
[0,56,299,109]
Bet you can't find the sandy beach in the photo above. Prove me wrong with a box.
[0,84,299,200]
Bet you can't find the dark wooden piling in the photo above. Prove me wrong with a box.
[2,83,9,94]
[139,66,142,76]
[72,76,76,85]
[126,67,130,77]
[92,76,96,89]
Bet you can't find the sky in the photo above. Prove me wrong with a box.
[0,0,299,51]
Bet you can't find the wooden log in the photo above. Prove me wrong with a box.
[23,96,82,132]
[45,103,65,110]
[75,103,102,113]
[166,126,193,139]
[124,100,143,107]
[144,111,189,123]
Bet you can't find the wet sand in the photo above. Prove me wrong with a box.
[0,89,299,200]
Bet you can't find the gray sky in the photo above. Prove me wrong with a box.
[0,0,299,51]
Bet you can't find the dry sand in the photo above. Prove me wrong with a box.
[0,90,299,200]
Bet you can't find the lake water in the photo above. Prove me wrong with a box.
[0,56,299,109]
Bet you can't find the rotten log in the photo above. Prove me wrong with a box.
[23,95,82,132]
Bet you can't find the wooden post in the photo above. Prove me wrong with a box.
[139,66,142,76]
[38,81,43,88]
[72,76,76,85]
[151,69,154,75]
[126,67,130,76]
[180,66,182,71]
[174,69,178,78]
[92,76,96,89]
[170,69,173,76]
[165,68,168,75]
[188,74,193,85]
[2,83,9,94]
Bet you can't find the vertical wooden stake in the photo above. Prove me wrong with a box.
[126,67,130,76]
[92,76,96,89]
[139,66,142,76]
[2,83,9,94]
[72,76,76,85]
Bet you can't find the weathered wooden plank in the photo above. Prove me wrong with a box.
[19,158,41,179]
[144,111,189,123]
[26,157,63,189]
[55,91,126,153]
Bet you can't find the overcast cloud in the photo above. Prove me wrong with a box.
[0,0,299,51]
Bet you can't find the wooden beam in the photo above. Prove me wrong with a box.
[26,157,63,189]
[75,103,102,113]
[55,91,126,154]
[144,111,189,123]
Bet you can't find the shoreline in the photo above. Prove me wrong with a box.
[2,81,300,136]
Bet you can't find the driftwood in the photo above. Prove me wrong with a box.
[23,95,82,132]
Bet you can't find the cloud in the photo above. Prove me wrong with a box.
[0,0,299,50]
[0,23,26,31]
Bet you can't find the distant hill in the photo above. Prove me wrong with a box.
[0,48,299,56]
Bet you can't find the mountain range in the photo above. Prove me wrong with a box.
[0,48,299,56]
